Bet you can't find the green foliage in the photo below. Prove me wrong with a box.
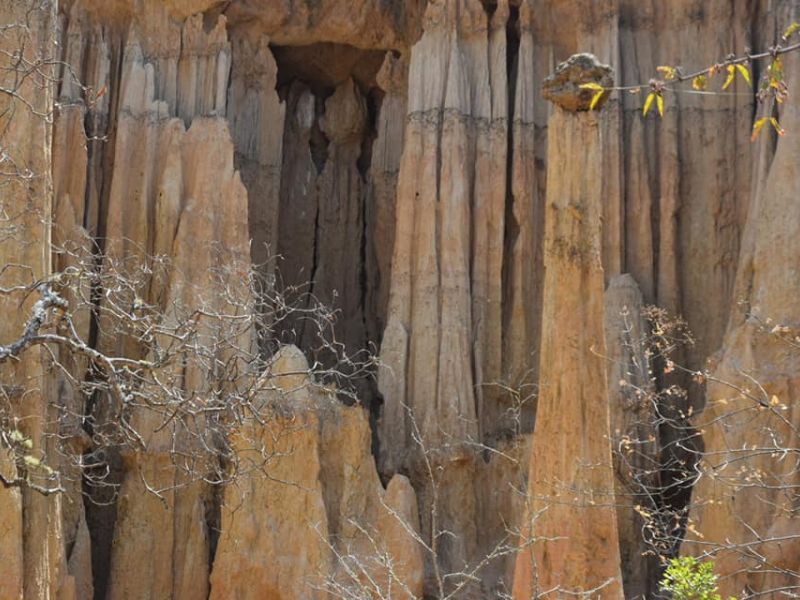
[660,557,734,600]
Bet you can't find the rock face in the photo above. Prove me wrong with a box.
[103,116,250,600]
[2,0,800,598]
[0,2,71,598]
[209,347,424,600]
[687,47,800,599]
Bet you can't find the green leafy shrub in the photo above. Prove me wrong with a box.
[660,557,733,600]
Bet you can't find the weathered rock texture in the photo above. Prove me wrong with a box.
[604,274,658,600]
[2,0,800,598]
[541,53,613,111]
[0,2,71,599]
[103,116,251,600]
[686,44,800,599]
[209,347,424,600]
[512,108,623,599]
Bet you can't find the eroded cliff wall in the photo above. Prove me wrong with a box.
[1,0,799,598]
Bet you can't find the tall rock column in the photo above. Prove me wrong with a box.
[0,1,71,597]
[377,0,510,591]
[75,14,249,599]
[604,274,658,599]
[365,52,408,343]
[512,55,623,599]
[503,0,541,429]
[227,35,285,276]
[104,117,250,600]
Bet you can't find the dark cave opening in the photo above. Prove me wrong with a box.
[268,42,394,430]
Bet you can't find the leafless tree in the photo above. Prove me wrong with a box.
[602,305,800,598]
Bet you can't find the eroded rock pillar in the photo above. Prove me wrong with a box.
[0,1,70,597]
[377,1,511,592]
[512,55,624,599]
[604,274,658,599]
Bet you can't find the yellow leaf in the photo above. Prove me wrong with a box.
[643,92,655,116]
[770,395,781,406]
[722,65,736,90]
[692,75,707,90]
[783,22,800,39]
[736,64,751,87]
[579,82,604,91]
[657,65,677,81]
[23,455,41,468]
[686,523,705,539]
[589,90,604,110]
[656,93,664,117]
[770,117,786,136]
[751,117,767,141]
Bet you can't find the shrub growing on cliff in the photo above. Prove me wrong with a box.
[609,300,800,598]
[660,557,727,600]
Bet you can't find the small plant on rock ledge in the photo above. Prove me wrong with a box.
[660,557,733,600]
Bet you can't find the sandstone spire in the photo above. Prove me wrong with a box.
[0,2,70,597]
[513,55,624,599]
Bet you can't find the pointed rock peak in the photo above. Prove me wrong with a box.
[182,12,229,55]
[376,51,407,94]
[607,272,641,293]
[321,78,367,143]
[542,52,613,112]
[263,344,313,393]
